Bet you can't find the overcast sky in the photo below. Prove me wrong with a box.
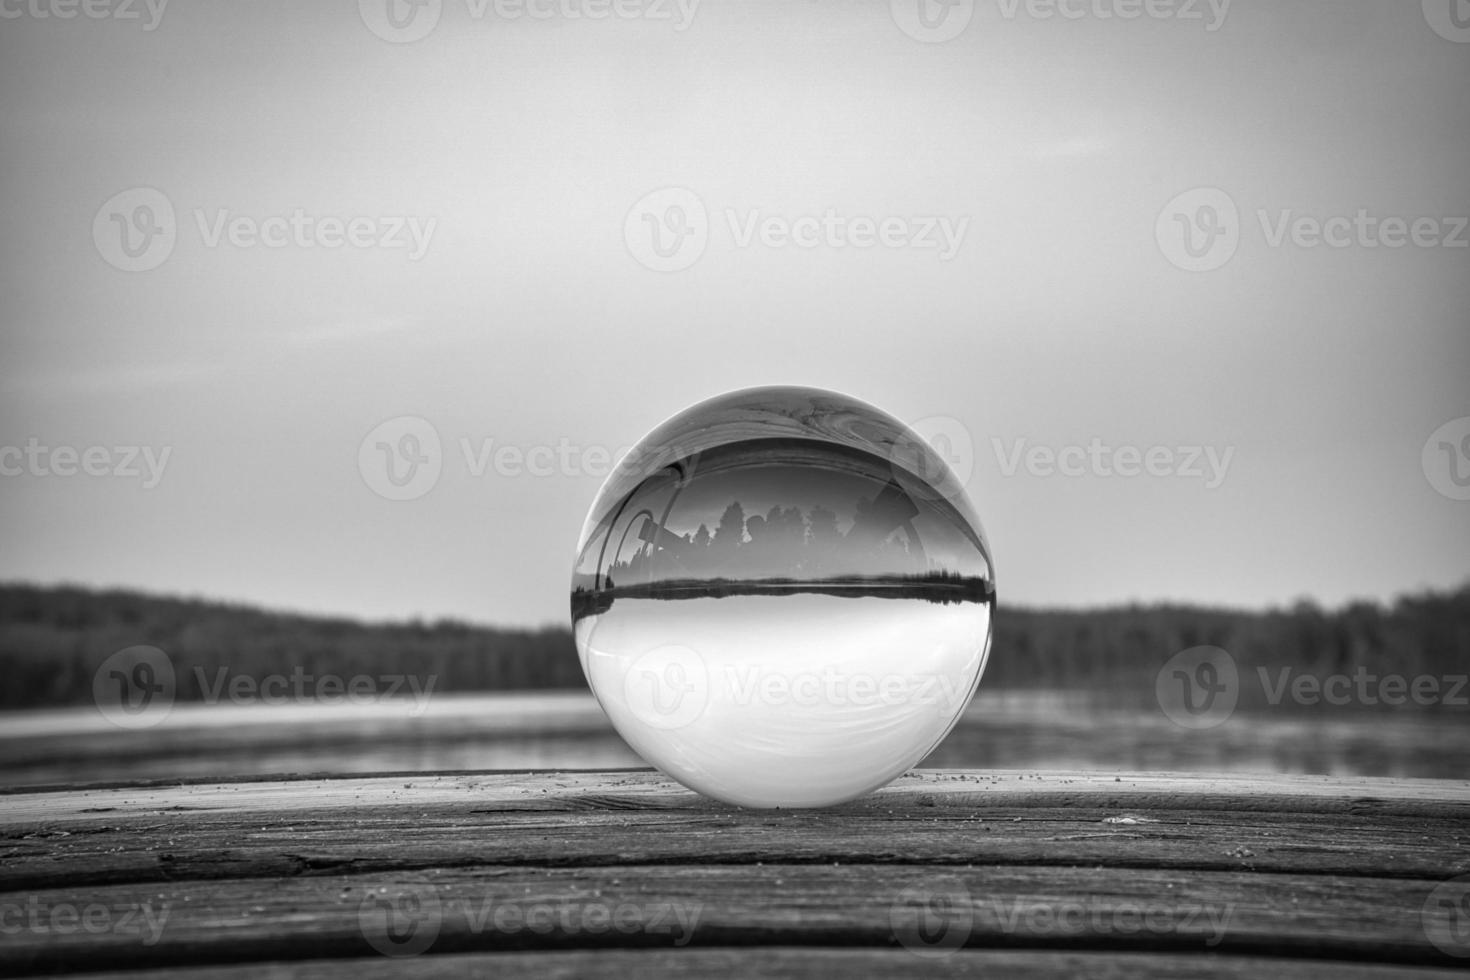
[1,0,1466,626]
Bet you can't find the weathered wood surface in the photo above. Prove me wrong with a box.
[50,951,1470,980]
[2,769,1469,977]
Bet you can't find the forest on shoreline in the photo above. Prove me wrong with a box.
[2,581,1466,713]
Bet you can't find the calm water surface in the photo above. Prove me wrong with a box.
[1,691,1464,787]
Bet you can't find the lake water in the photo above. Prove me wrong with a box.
[1,690,1465,788]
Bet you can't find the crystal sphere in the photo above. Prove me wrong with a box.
[571,386,995,808]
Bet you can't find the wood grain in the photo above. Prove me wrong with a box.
[2,770,1467,976]
[54,949,1470,980]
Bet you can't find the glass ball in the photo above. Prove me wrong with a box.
[570,386,995,808]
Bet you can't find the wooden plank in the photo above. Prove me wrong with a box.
[4,771,1467,975]
[52,948,1470,980]
[1,864,1466,972]
[2,772,1466,888]
[3,770,1467,895]
[3,804,1467,894]
[4,769,1469,822]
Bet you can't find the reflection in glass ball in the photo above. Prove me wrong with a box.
[571,386,995,808]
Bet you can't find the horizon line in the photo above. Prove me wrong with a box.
[3,577,1466,634]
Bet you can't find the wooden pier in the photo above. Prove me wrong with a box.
[2,769,1469,976]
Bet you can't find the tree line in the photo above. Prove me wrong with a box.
[1,581,1465,713]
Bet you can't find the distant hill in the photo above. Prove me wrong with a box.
[1,582,1466,712]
